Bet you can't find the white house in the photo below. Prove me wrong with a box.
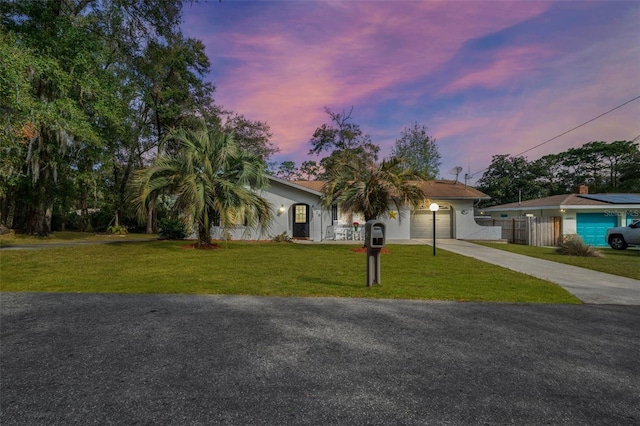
[481,186,640,246]
[212,176,501,242]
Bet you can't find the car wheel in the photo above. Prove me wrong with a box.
[609,235,627,250]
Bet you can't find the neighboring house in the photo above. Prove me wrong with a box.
[214,176,501,242]
[480,186,640,246]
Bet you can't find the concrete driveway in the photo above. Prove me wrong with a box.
[1,293,639,425]
[431,239,640,306]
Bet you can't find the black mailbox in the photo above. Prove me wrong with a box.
[365,220,386,249]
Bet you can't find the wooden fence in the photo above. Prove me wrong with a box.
[475,216,561,246]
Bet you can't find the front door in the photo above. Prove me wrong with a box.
[292,204,310,239]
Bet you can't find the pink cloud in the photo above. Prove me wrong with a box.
[182,1,639,178]
[201,2,553,155]
[442,45,557,94]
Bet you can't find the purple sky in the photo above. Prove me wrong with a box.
[182,1,640,182]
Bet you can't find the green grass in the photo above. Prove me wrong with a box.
[0,241,580,304]
[475,242,640,280]
[0,231,157,247]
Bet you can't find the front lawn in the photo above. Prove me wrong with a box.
[0,231,157,247]
[475,242,640,280]
[0,241,579,304]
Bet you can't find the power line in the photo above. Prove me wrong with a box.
[470,95,640,178]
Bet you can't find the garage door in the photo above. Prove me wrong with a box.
[576,213,617,246]
[411,209,452,239]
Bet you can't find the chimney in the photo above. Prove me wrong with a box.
[578,185,589,195]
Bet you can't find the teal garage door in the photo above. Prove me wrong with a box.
[576,213,617,246]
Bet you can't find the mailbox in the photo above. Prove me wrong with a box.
[365,220,386,249]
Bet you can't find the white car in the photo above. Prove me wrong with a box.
[606,221,640,250]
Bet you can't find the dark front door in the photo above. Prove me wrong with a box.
[292,204,310,239]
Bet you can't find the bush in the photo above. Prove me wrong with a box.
[556,235,602,257]
[107,225,128,235]
[51,211,80,231]
[90,210,112,232]
[158,218,187,240]
[272,232,293,243]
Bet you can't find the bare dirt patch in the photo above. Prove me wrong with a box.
[181,243,222,250]
[351,247,391,254]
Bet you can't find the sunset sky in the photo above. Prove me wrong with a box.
[182,1,640,182]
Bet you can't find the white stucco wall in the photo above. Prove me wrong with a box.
[379,206,412,240]
[200,179,326,242]
[199,180,502,242]
[448,199,501,240]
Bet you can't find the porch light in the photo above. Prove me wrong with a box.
[278,204,286,215]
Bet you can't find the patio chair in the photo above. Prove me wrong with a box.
[334,225,349,240]
[326,226,335,241]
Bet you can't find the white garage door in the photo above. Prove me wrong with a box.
[411,209,452,239]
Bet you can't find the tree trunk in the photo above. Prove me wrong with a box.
[198,220,211,247]
[60,201,68,231]
[45,204,53,234]
[34,184,48,236]
[5,195,15,229]
[146,202,155,234]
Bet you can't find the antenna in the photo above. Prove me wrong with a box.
[464,160,471,189]
[449,166,463,184]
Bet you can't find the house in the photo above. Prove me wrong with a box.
[213,176,501,242]
[480,186,640,246]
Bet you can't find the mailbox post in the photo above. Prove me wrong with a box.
[364,220,386,287]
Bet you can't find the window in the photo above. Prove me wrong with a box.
[331,204,338,221]
[295,205,307,224]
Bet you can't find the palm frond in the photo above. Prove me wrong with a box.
[131,123,273,245]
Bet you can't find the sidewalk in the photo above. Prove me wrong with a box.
[422,239,640,305]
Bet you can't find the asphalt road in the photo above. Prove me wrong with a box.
[1,293,639,425]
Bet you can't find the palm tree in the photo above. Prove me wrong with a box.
[131,125,272,247]
[322,156,425,222]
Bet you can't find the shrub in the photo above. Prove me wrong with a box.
[107,225,128,235]
[556,235,602,257]
[158,218,187,240]
[89,210,112,232]
[272,232,293,243]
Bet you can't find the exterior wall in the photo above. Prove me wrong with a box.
[198,180,502,242]
[259,181,325,241]
[330,199,501,241]
[448,199,501,240]
[381,205,412,240]
[485,207,637,240]
[332,206,411,240]
[203,180,327,242]
[562,208,631,237]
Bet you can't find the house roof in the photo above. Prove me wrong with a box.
[411,180,490,200]
[290,179,490,200]
[290,180,325,192]
[267,176,322,196]
[579,194,640,204]
[484,193,640,211]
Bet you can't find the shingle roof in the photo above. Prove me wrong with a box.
[290,179,490,199]
[483,193,640,211]
[411,180,490,199]
[290,180,325,192]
